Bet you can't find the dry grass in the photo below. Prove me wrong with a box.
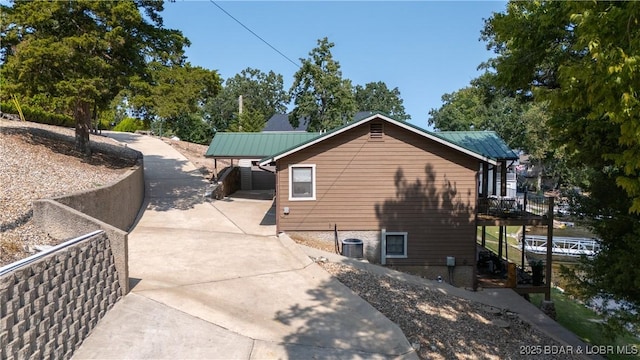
[0,235,26,264]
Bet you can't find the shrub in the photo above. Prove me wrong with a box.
[1,102,74,127]
[112,117,146,133]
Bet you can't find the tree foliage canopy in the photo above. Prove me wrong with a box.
[227,109,265,133]
[354,81,410,121]
[289,37,356,132]
[483,0,640,333]
[1,0,188,154]
[137,62,220,121]
[483,1,640,212]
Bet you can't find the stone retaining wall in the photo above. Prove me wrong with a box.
[0,231,122,360]
[32,200,130,294]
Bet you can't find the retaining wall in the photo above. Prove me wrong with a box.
[32,200,130,294]
[51,164,144,232]
[0,132,146,359]
[212,166,240,199]
[0,231,123,360]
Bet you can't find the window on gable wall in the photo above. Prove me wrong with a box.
[289,164,316,200]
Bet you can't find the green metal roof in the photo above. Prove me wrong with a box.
[258,113,519,165]
[205,132,321,158]
[432,131,519,161]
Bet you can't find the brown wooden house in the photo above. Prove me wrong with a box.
[259,113,526,288]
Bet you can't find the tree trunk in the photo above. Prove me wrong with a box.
[74,99,92,157]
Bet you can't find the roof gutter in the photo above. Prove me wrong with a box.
[258,157,274,167]
[254,160,276,174]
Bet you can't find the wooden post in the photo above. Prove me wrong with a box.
[545,197,554,301]
[481,226,486,247]
[482,162,489,197]
[492,165,498,196]
[500,160,507,196]
[504,226,508,264]
[498,225,503,260]
[521,224,526,270]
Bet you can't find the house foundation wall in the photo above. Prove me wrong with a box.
[287,230,474,288]
[287,230,381,263]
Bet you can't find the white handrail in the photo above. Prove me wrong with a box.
[0,230,104,276]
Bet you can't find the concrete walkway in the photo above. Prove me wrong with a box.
[73,133,417,360]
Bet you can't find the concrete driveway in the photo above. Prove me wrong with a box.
[72,133,417,359]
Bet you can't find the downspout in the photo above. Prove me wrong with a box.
[381,228,387,265]
[274,160,280,233]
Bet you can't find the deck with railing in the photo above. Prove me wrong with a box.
[477,192,552,225]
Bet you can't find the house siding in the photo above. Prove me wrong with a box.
[276,121,479,269]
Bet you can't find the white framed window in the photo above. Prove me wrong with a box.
[383,231,408,259]
[289,164,316,201]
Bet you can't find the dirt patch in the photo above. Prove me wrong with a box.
[163,138,230,180]
[288,233,338,254]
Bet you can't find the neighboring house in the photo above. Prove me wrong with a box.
[262,114,308,132]
[258,113,521,288]
[262,111,375,132]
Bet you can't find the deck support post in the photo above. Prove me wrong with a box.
[545,197,554,301]
[503,226,508,265]
[498,226,503,260]
[521,224,526,270]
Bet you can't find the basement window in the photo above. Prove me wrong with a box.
[384,232,408,258]
[369,123,384,140]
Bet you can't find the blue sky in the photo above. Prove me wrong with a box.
[161,1,507,130]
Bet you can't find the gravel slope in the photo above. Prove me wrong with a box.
[0,118,137,266]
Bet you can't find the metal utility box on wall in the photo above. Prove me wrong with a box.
[342,238,363,258]
[446,256,456,267]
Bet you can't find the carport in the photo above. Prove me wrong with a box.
[205,132,320,191]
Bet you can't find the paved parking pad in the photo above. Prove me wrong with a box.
[72,133,417,360]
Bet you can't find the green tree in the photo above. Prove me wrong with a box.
[483,0,640,334]
[205,67,287,132]
[227,109,265,133]
[429,77,586,191]
[482,1,640,212]
[428,86,488,131]
[1,0,187,156]
[127,62,221,141]
[289,37,356,132]
[354,81,410,121]
[171,113,213,144]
